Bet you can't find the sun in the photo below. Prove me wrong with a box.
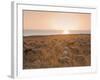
[63,30,69,34]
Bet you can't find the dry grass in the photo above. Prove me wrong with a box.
[23,34,90,69]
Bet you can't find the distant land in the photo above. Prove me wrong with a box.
[24,29,90,36]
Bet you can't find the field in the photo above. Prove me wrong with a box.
[23,34,90,69]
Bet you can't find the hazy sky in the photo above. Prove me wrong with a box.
[23,10,91,31]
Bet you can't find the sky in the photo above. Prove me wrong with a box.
[23,10,91,33]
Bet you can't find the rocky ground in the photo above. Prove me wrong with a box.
[23,34,91,69]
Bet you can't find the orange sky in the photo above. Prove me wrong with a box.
[23,10,91,31]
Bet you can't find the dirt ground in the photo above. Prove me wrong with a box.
[23,34,91,69]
